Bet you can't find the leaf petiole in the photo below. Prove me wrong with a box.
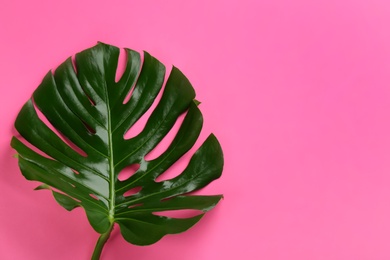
[91,223,114,260]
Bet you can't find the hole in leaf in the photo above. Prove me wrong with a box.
[32,98,88,157]
[80,120,96,135]
[160,197,171,202]
[123,65,172,140]
[82,88,96,106]
[122,51,144,104]
[122,82,134,104]
[71,55,78,74]
[123,186,142,197]
[154,135,207,182]
[144,112,186,161]
[128,203,143,209]
[89,194,99,200]
[118,163,140,181]
[51,187,81,203]
[71,169,80,175]
[115,48,128,83]
[153,209,203,219]
[14,135,53,159]
[154,149,194,183]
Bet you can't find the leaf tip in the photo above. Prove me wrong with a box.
[96,41,109,46]
[34,184,51,191]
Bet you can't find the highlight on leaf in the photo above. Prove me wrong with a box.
[11,42,224,260]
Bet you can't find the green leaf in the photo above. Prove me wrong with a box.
[11,42,223,253]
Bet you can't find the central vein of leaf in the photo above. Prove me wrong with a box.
[105,85,115,223]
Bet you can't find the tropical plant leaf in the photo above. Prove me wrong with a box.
[11,42,223,257]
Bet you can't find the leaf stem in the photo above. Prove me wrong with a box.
[91,224,114,260]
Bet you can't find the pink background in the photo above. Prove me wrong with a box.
[2,0,390,259]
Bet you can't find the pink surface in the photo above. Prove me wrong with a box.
[2,0,390,259]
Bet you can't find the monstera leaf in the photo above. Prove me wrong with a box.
[11,43,223,259]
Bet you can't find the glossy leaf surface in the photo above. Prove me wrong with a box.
[11,43,223,246]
